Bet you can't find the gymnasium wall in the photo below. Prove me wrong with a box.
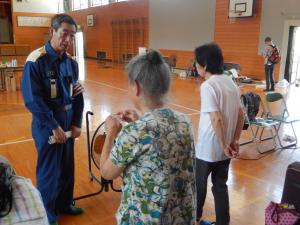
[69,0,149,59]
[12,0,59,14]
[149,0,216,51]
[11,0,58,51]
[149,0,216,69]
[259,0,300,52]
[214,0,269,80]
[259,0,300,79]
[150,0,273,80]
[12,12,53,51]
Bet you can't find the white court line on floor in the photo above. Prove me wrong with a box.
[0,103,25,105]
[170,103,199,113]
[0,113,31,118]
[84,79,200,113]
[85,79,128,92]
[0,137,82,147]
[0,138,33,147]
[187,112,200,116]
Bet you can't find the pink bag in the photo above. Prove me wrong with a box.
[265,202,300,225]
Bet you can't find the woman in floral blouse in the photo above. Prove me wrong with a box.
[100,50,196,225]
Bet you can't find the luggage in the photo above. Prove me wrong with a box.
[281,162,300,213]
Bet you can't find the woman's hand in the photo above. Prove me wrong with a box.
[105,115,122,138]
[224,141,239,158]
[117,109,139,123]
[230,140,240,158]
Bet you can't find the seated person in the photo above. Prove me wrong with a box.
[100,50,196,224]
[187,61,200,77]
[0,156,48,225]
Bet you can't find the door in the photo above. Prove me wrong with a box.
[75,31,84,58]
[290,27,300,84]
[74,31,85,80]
[285,26,300,83]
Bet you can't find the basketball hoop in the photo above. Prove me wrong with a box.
[229,10,243,23]
[236,10,243,17]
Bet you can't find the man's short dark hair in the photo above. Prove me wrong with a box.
[194,43,224,75]
[265,37,272,42]
[51,14,77,31]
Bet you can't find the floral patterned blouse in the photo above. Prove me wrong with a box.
[110,108,196,225]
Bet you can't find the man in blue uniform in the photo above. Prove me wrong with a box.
[21,14,84,225]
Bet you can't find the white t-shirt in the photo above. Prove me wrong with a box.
[264,45,274,65]
[196,75,241,162]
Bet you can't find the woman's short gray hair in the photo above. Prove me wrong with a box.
[126,50,171,104]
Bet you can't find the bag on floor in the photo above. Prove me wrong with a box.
[265,201,300,225]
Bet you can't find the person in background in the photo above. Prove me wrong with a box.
[194,43,244,225]
[100,50,196,224]
[263,36,276,92]
[21,14,84,225]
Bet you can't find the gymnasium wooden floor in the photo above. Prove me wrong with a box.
[0,58,299,225]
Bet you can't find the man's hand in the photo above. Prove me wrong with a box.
[105,115,122,139]
[52,126,67,144]
[71,126,81,138]
[117,109,139,123]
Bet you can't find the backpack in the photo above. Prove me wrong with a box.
[241,92,261,121]
[268,45,281,64]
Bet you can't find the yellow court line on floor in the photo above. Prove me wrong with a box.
[84,79,200,113]
[0,138,33,147]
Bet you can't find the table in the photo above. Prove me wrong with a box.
[0,66,24,91]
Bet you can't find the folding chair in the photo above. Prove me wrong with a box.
[265,92,300,149]
[240,92,280,154]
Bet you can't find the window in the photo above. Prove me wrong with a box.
[80,0,89,9]
[91,0,109,7]
[91,0,102,6]
[72,0,88,10]
[72,0,128,10]
[102,0,109,5]
[58,0,64,13]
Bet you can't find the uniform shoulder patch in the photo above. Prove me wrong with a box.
[26,46,47,63]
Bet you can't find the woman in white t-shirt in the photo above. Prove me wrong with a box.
[194,43,244,225]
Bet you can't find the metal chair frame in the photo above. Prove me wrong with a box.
[73,111,121,203]
[240,96,280,154]
[265,92,299,149]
